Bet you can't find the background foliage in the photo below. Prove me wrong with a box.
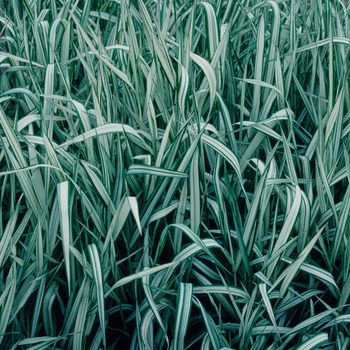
[0,0,350,349]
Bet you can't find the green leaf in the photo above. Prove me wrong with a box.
[259,283,280,336]
[57,124,142,149]
[128,196,142,236]
[174,283,193,350]
[57,181,72,293]
[190,52,216,111]
[88,244,106,349]
[295,333,328,350]
[127,164,188,178]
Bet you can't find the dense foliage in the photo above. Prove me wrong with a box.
[0,0,350,349]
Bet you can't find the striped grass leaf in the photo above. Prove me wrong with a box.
[255,271,273,286]
[259,283,280,336]
[325,88,344,145]
[340,231,350,305]
[58,19,71,86]
[144,66,158,148]
[174,181,188,254]
[236,165,269,273]
[3,200,32,248]
[193,257,221,282]
[72,189,106,236]
[164,223,231,273]
[31,278,46,337]
[178,64,190,119]
[89,328,106,350]
[322,314,350,329]
[191,268,212,287]
[190,149,201,234]
[155,113,174,168]
[72,43,97,87]
[270,226,324,297]
[274,49,285,109]
[127,164,188,178]
[140,304,167,350]
[239,131,271,173]
[142,272,168,345]
[160,239,230,290]
[130,177,171,245]
[250,14,265,124]
[162,128,203,207]
[193,285,248,302]
[297,189,311,253]
[0,199,19,268]
[42,63,55,135]
[174,283,193,350]
[250,326,291,336]
[240,287,261,349]
[292,37,350,54]
[216,93,237,153]
[43,133,66,182]
[88,244,106,349]
[34,15,50,64]
[138,0,176,89]
[331,184,350,269]
[208,21,229,93]
[0,105,27,167]
[240,108,291,128]
[201,2,219,61]
[17,113,66,130]
[239,120,286,142]
[237,78,284,98]
[17,336,65,347]
[189,52,216,112]
[91,90,111,155]
[281,130,298,184]
[138,155,152,200]
[57,181,72,293]
[48,18,67,63]
[81,160,116,214]
[193,296,221,350]
[42,281,59,337]
[5,150,42,216]
[316,151,339,240]
[1,87,41,112]
[11,274,38,322]
[212,157,234,257]
[72,281,91,350]
[61,280,89,348]
[71,98,94,160]
[266,185,301,279]
[68,246,93,280]
[148,200,179,225]
[282,309,337,346]
[200,133,246,197]
[0,263,16,346]
[102,195,130,254]
[218,271,245,320]
[27,126,45,208]
[56,123,142,149]
[251,0,281,93]
[274,289,323,315]
[71,12,135,92]
[128,196,142,236]
[105,261,178,298]
[294,333,329,350]
[255,157,278,246]
[281,257,339,292]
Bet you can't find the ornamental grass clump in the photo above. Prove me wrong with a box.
[0,0,350,349]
